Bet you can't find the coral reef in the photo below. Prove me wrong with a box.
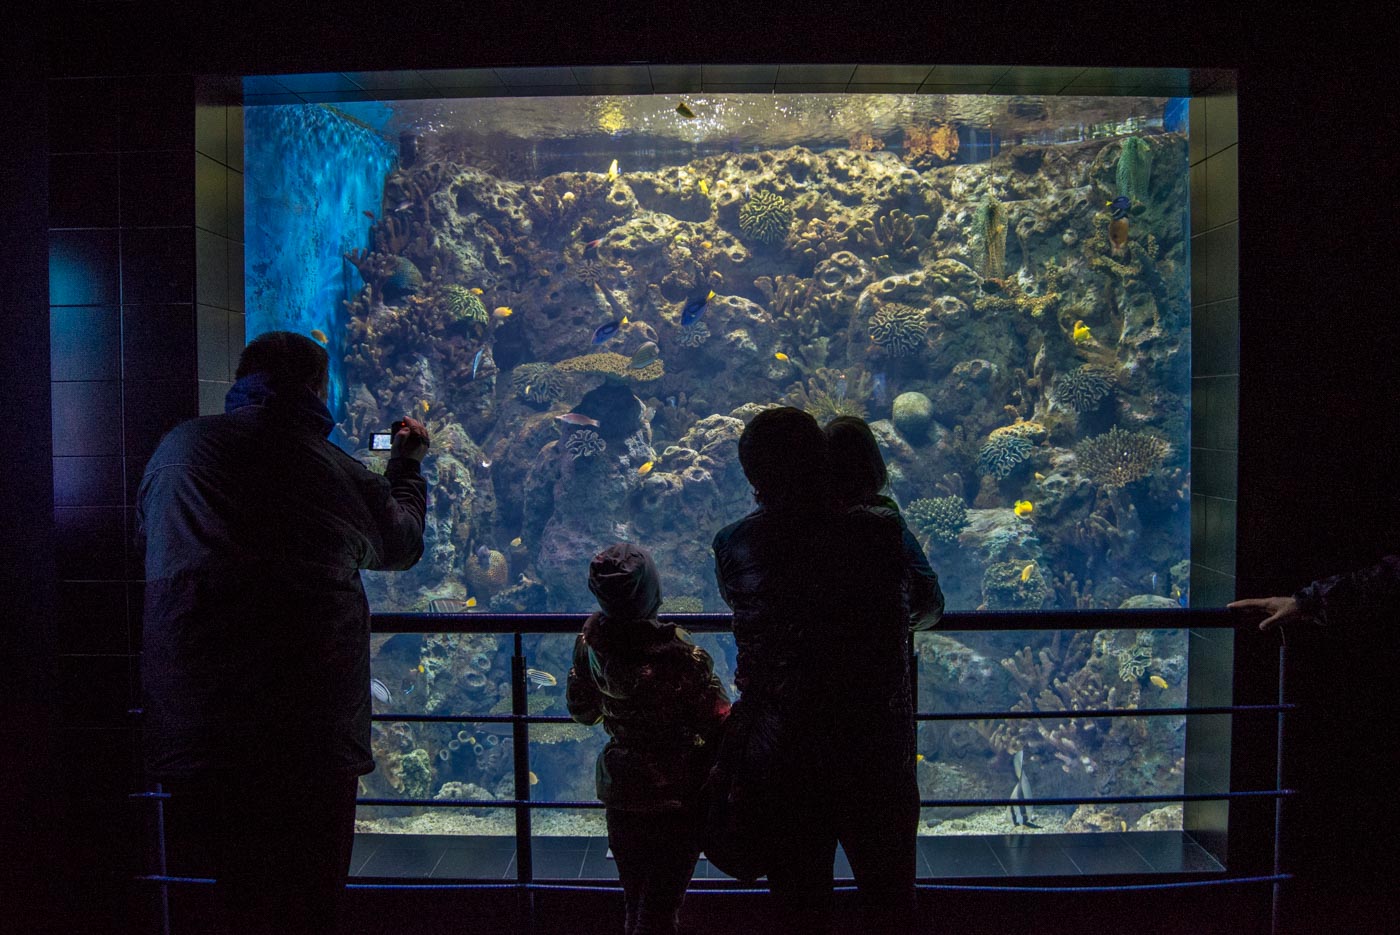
[869,303,929,357]
[902,124,960,166]
[675,322,710,348]
[1075,427,1169,488]
[511,362,567,405]
[906,496,969,545]
[737,190,793,244]
[440,284,489,325]
[783,368,870,423]
[976,433,1034,479]
[891,391,934,440]
[563,429,607,459]
[556,351,664,383]
[982,559,1050,610]
[1054,365,1114,412]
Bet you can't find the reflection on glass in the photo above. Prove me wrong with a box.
[245,92,1192,616]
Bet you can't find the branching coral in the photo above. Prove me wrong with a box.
[976,433,1034,479]
[675,322,710,348]
[737,190,793,244]
[556,351,664,382]
[754,274,815,320]
[868,303,928,356]
[1054,365,1114,412]
[858,209,928,265]
[1075,426,1169,488]
[971,193,1009,279]
[783,368,870,423]
[906,496,969,545]
[344,248,399,307]
[511,362,567,405]
[564,429,606,459]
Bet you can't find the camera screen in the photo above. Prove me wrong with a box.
[370,432,393,451]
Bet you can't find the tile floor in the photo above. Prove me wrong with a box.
[350,830,1224,881]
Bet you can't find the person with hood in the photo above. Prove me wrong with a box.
[137,331,428,935]
[567,542,731,935]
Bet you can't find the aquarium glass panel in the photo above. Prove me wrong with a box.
[245,93,1191,615]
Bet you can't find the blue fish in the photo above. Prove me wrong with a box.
[1178,593,1188,608]
[681,290,713,327]
[472,347,485,379]
[871,372,888,406]
[591,320,622,344]
[402,683,414,696]
[1163,97,1189,134]
[1109,196,1131,220]
[476,545,491,569]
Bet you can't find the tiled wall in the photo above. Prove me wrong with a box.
[1184,91,1239,854]
[46,74,202,898]
[194,83,246,414]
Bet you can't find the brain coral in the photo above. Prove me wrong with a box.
[907,496,969,544]
[869,303,928,356]
[675,322,710,348]
[441,284,488,324]
[1074,426,1169,488]
[738,190,793,244]
[466,549,510,595]
[556,351,664,382]
[564,429,607,459]
[1054,366,1114,412]
[977,432,1034,479]
[511,362,567,405]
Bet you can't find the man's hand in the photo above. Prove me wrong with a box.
[391,416,431,462]
[1227,596,1305,631]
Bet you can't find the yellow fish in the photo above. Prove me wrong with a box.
[493,306,513,319]
[915,754,925,762]
[606,158,619,181]
[310,328,329,344]
[466,597,477,608]
[1020,563,1035,582]
[1034,472,1046,482]
[774,352,789,361]
[510,537,522,548]
[417,664,425,674]
[698,179,709,195]
[1120,820,1128,832]
[621,315,630,325]
[420,399,430,413]
[676,101,697,120]
[1150,675,1169,689]
[1014,500,1034,517]
[469,287,484,295]
[528,771,540,785]
[700,240,712,248]
[1072,320,1092,344]
[638,461,654,475]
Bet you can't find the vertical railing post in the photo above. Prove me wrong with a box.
[155,784,171,935]
[511,630,534,930]
[1271,641,1287,935]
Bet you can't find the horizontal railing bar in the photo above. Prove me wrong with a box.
[367,703,1293,724]
[372,608,1234,634]
[355,789,1292,810]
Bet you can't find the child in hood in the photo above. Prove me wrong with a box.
[567,542,730,935]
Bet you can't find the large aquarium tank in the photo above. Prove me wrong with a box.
[245,89,1194,847]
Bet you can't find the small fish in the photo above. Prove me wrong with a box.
[698,180,709,196]
[676,101,697,119]
[1108,196,1132,219]
[493,306,513,319]
[1020,562,1035,582]
[680,290,714,327]
[392,199,413,212]
[310,328,329,344]
[362,210,376,220]
[1014,500,1034,517]
[466,596,477,608]
[557,412,601,427]
[1178,593,1188,608]
[528,771,540,785]
[592,320,623,344]
[774,352,789,362]
[526,668,558,688]
[402,683,414,696]
[606,158,619,181]
[420,399,430,413]
[629,341,660,369]
[476,545,492,569]
[1034,472,1046,482]
[1150,675,1169,689]
[1151,572,1158,592]
[561,191,576,203]
[1120,819,1129,832]
[417,664,425,674]
[480,458,492,469]
[472,347,485,379]
[1072,320,1093,344]
[637,461,654,476]
[700,240,712,248]
[469,287,484,295]
[744,182,751,200]
[583,238,603,250]
[369,678,390,703]
[428,598,473,614]
[510,536,523,547]
[916,754,925,763]
[1108,216,1130,254]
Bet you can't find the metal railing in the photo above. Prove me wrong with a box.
[134,607,1294,932]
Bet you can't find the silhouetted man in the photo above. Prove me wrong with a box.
[137,331,428,935]
[712,407,938,935]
